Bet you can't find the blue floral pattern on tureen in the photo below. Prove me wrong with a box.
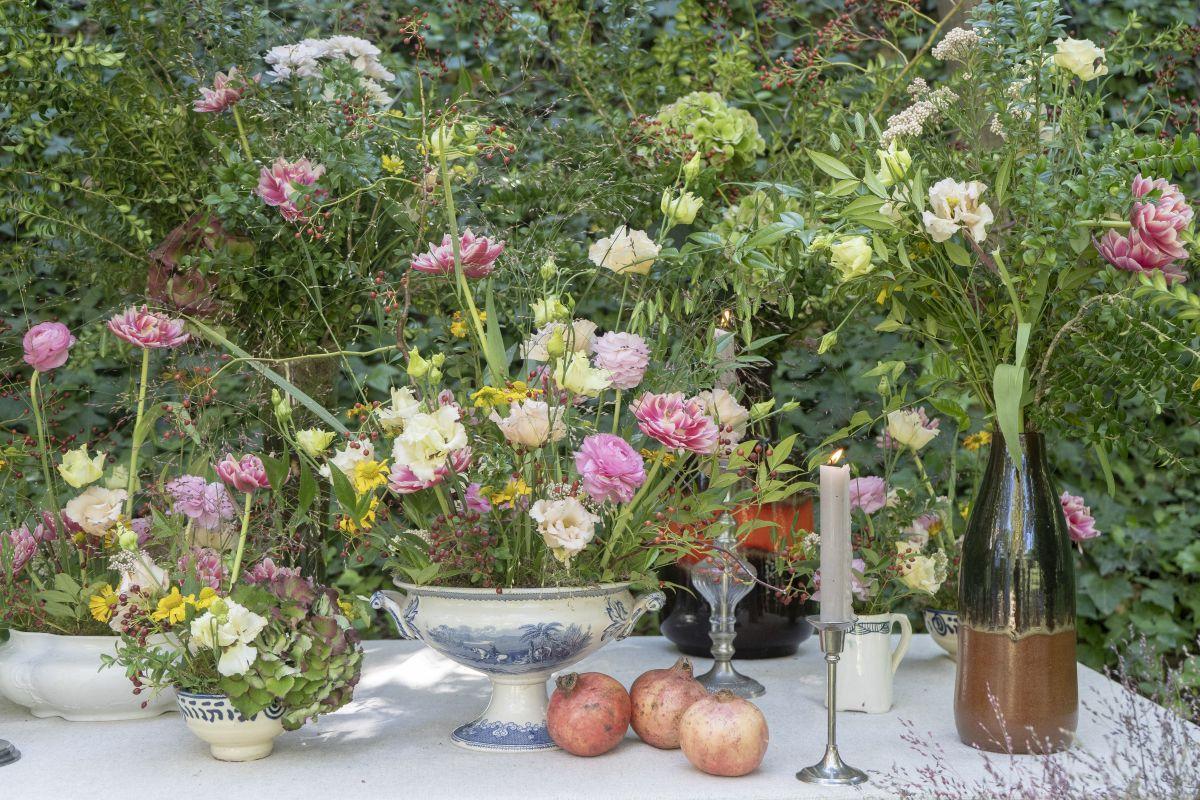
[423,621,592,674]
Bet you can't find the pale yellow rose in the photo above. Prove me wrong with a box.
[588,226,660,275]
[1052,38,1107,81]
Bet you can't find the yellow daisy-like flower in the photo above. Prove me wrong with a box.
[151,587,191,625]
[640,448,677,467]
[382,154,405,174]
[351,459,390,495]
[337,598,355,617]
[89,584,117,623]
[192,587,219,611]
[338,495,381,535]
[470,380,538,410]
[385,108,405,119]
[485,478,531,507]
[960,502,971,520]
[963,431,992,452]
[450,310,486,339]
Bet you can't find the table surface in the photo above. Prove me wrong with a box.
[0,634,1169,799]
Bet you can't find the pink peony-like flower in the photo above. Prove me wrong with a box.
[464,482,492,514]
[849,476,887,514]
[591,332,650,391]
[3,525,37,576]
[166,475,237,531]
[813,557,870,603]
[215,453,270,493]
[1131,174,1194,257]
[255,157,326,222]
[177,546,226,590]
[575,434,646,504]
[23,321,76,372]
[388,447,471,495]
[242,557,302,585]
[631,392,719,454]
[1060,492,1099,543]
[107,306,190,349]
[410,229,504,278]
[193,67,254,113]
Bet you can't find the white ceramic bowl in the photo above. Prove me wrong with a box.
[0,630,176,720]
[923,608,959,660]
[177,692,284,761]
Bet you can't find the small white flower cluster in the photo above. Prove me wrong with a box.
[931,27,980,62]
[264,35,395,104]
[881,84,959,145]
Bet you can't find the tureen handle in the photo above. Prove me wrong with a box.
[615,590,666,641]
[371,590,420,640]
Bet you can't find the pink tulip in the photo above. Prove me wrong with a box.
[411,229,504,278]
[1060,492,1099,543]
[107,306,190,349]
[193,67,255,113]
[1097,230,1187,283]
[3,525,37,576]
[23,321,76,372]
[215,453,271,493]
[631,392,719,455]
[255,157,326,222]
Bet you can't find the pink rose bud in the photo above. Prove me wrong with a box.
[215,453,271,493]
[23,321,76,372]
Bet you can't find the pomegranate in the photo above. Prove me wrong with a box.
[629,657,708,749]
[679,689,769,777]
[546,672,631,756]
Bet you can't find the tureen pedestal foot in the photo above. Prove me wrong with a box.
[451,673,557,752]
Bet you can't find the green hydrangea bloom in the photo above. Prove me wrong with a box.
[654,91,765,171]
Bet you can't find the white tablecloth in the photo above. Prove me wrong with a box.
[0,635,1166,799]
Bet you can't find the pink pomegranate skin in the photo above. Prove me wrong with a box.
[547,672,631,757]
[679,690,769,777]
[629,657,709,749]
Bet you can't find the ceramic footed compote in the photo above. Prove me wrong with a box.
[693,512,765,698]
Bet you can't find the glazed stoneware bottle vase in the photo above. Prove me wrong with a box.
[373,581,664,753]
[954,432,1078,754]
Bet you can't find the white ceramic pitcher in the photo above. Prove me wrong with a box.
[835,612,912,713]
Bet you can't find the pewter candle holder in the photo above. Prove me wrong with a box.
[797,615,868,786]
[692,511,764,699]
[0,739,19,767]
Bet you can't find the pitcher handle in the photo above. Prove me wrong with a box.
[889,612,913,674]
[371,589,420,640]
[615,590,666,641]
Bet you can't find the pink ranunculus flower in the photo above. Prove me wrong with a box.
[255,157,326,222]
[166,475,237,531]
[575,434,646,504]
[631,392,719,454]
[107,306,190,349]
[242,557,303,585]
[215,453,271,493]
[23,321,76,372]
[193,66,254,113]
[849,476,887,514]
[410,229,504,278]
[177,547,226,590]
[591,332,650,391]
[1060,492,1099,543]
[3,525,37,576]
[388,447,471,495]
[812,557,870,603]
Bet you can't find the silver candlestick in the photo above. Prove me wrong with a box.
[0,739,18,767]
[692,511,764,698]
[797,616,868,786]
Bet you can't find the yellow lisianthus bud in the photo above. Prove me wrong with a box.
[539,255,558,280]
[660,189,703,225]
[58,444,105,489]
[830,235,874,282]
[545,327,567,360]
[874,141,912,187]
[297,428,336,458]
[531,295,571,326]
[407,348,431,380]
[682,152,703,184]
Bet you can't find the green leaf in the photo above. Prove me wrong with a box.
[943,240,971,267]
[260,454,289,491]
[328,465,359,517]
[296,460,317,517]
[806,150,858,181]
[745,222,793,249]
[483,290,509,385]
[993,362,1027,464]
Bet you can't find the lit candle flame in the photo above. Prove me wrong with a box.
[718,308,734,328]
[828,448,845,465]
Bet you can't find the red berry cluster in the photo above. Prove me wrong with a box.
[427,511,499,586]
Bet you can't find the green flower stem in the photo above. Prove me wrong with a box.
[228,491,254,586]
[1074,219,1131,229]
[125,348,150,517]
[611,389,623,434]
[29,372,60,515]
[232,106,254,164]
[603,455,664,566]
[437,147,490,367]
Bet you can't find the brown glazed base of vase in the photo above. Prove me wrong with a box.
[954,625,1078,754]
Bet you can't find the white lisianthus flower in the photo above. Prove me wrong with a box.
[553,356,612,397]
[217,640,259,677]
[63,486,127,536]
[375,387,421,433]
[189,611,219,651]
[490,400,566,448]
[830,236,874,282]
[521,319,597,361]
[588,225,660,276]
[874,141,912,187]
[660,189,703,225]
[1052,38,1107,81]
[922,178,994,243]
[696,388,750,455]
[320,440,375,481]
[296,428,337,458]
[58,444,106,489]
[391,406,468,482]
[896,541,948,595]
[529,496,600,562]
[886,409,941,451]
